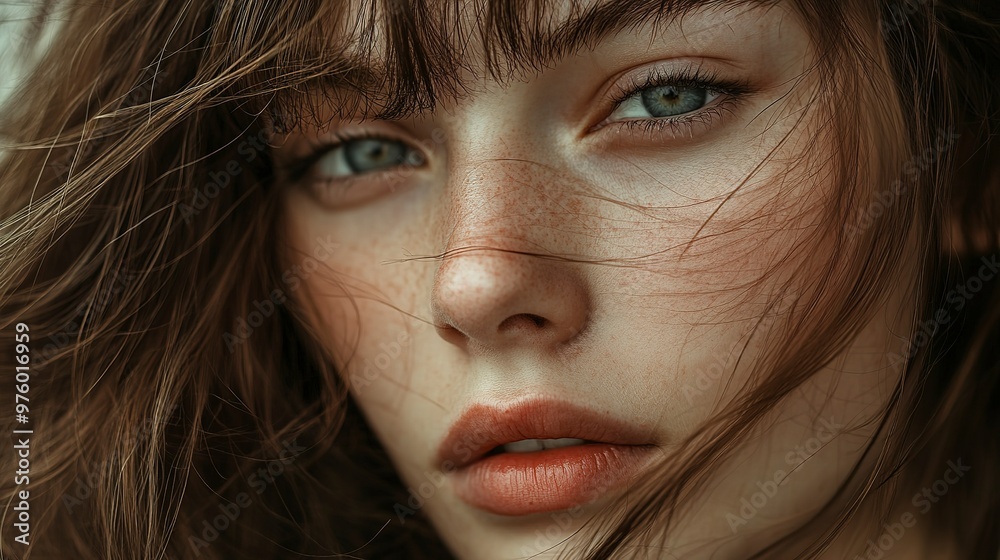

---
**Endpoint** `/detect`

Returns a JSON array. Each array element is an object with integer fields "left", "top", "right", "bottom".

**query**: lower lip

[{"left": 452, "top": 443, "right": 656, "bottom": 516}]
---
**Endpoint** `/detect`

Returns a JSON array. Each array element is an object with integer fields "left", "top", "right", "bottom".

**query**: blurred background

[{"left": 0, "top": 3, "right": 62, "bottom": 112}]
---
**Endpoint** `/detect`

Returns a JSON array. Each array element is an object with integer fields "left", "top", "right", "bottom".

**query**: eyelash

[
  {"left": 278, "top": 130, "right": 407, "bottom": 186},
  {"left": 602, "top": 65, "right": 753, "bottom": 138},
  {"left": 280, "top": 66, "right": 754, "bottom": 186}
]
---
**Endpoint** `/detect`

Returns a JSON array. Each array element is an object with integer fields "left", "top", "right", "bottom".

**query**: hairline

[{"left": 271, "top": 0, "right": 776, "bottom": 122}]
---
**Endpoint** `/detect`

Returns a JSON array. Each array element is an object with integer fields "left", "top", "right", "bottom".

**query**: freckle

[{"left": 566, "top": 196, "right": 583, "bottom": 214}]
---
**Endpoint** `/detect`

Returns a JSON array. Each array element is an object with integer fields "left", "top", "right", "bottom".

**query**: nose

[
  {"left": 430, "top": 163, "right": 593, "bottom": 353},
  {"left": 432, "top": 247, "right": 592, "bottom": 351}
]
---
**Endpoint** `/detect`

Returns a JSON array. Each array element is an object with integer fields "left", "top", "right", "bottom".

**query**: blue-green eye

[
  {"left": 610, "top": 84, "right": 720, "bottom": 121},
  {"left": 316, "top": 137, "right": 425, "bottom": 178},
  {"left": 642, "top": 86, "right": 711, "bottom": 117}
]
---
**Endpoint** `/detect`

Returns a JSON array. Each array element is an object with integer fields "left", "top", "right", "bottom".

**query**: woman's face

[{"left": 275, "top": 2, "right": 917, "bottom": 558}]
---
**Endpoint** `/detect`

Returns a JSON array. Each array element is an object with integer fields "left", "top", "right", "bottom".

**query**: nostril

[
  {"left": 434, "top": 321, "right": 467, "bottom": 346},
  {"left": 498, "top": 313, "right": 548, "bottom": 331},
  {"left": 526, "top": 314, "right": 546, "bottom": 328}
]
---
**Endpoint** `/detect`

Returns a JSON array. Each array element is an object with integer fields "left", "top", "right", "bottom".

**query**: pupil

[
  {"left": 657, "top": 87, "right": 681, "bottom": 103},
  {"left": 367, "top": 145, "right": 385, "bottom": 161}
]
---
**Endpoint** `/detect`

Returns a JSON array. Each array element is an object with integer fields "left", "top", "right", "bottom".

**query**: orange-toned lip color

[{"left": 438, "top": 399, "right": 659, "bottom": 516}]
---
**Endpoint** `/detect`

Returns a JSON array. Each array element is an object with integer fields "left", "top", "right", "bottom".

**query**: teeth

[{"left": 501, "top": 438, "right": 587, "bottom": 453}]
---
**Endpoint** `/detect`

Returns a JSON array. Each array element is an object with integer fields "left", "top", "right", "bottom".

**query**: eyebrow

[
  {"left": 532, "top": 0, "right": 757, "bottom": 62},
  {"left": 271, "top": 0, "right": 760, "bottom": 122}
]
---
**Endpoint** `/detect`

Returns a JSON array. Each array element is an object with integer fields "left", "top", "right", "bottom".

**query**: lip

[{"left": 437, "top": 399, "right": 659, "bottom": 516}]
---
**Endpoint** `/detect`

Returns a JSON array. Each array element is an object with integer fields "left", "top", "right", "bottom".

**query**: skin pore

[{"left": 272, "top": 2, "right": 938, "bottom": 558}]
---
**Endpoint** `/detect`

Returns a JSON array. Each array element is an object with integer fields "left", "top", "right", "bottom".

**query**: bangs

[{"left": 225, "top": 0, "right": 775, "bottom": 129}]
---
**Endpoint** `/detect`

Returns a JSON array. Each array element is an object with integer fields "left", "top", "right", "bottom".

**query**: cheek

[
  {"left": 588, "top": 161, "right": 827, "bottom": 411},
  {"left": 593, "top": 120, "right": 906, "bottom": 464},
  {"left": 301, "top": 273, "right": 425, "bottom": 411},
  {"left": 279, "top": 186, "right": 457, "bottom": 449},
  {"left": 594, "top": 141, "right": 828, "bottom": 298},
  {"left": 280, "top": 188, "right": 406, "bottom": 381}
]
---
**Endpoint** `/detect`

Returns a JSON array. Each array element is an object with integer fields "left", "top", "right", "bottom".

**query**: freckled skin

[{"left": 275, "top": 4, "right": 933, "bottom": 560}]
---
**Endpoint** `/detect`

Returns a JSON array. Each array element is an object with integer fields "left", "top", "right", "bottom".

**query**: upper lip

[{"left": 437, "top": 398, "right": 657, "bottom": 470}]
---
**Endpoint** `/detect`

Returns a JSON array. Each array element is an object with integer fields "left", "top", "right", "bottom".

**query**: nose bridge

[
  {"left": 438, "top": 93, "right": 598, "bottom": 245},
  {"left": 437, "top": 92, "right": 562, "bottom": 244},
  {"left": 429, "top": 152, "right": 594, "bottom": 352},
  {"left": 444, "top": 159, "right": 553, "bottom": 247}
]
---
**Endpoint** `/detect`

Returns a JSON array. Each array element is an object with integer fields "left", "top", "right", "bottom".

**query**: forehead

[
  {"left": 268, "top": 0, "right": 784, "bottom": 124},
  {"left": 338, "top": 0, "right": 771, "bottom": 72}
]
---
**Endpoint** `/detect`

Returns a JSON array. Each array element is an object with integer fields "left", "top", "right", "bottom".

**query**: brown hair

[{"left": 0, "top": 1, "right": 997, "bottom": 558}]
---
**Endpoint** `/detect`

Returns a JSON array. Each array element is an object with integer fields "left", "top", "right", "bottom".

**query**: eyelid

[
  {"left": 280, "top": 132, "right": 364, "bottom": 183},
  {"left": 606, "top": 62, "right": 750, "bottom": 107},
  {"left": 278, "top": 129, "right": 424, "bottom": 185},
  {"left": 608, "top": 88, "right": 722, "bottom": 122},
  {"left": 587, "top": 60, "right": 754, "bottom": 135},
  {"left": 275, "top": 127, "right": 432, "bottom": 209}
]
